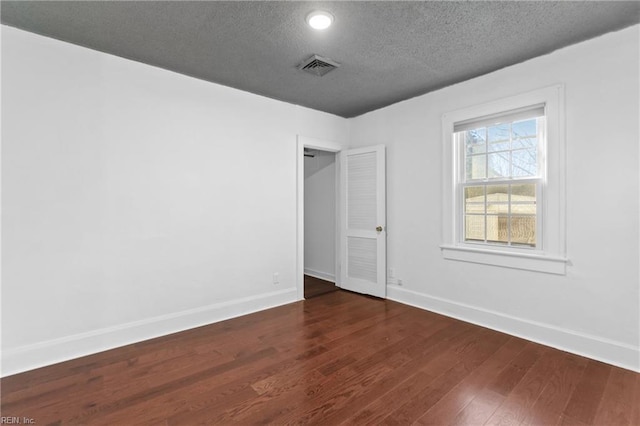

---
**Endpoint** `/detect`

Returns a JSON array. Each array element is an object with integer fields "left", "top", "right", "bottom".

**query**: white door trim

[{"left": 296, "top": 135, "right": 342, "bottom": 301}]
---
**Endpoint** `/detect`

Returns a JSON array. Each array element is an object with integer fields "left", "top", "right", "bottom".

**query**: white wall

[
  {"left": 304, "top": 151, "right": 336, "bottom": 281},
  {"left": 349, "top": 25, "right": 640, "bottom": 371},
  {"left": 1, "top": 26, "right": 349, "bottom": 375}
]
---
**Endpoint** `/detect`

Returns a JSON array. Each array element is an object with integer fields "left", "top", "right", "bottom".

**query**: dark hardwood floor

[
  {"left": 304, "top": 274, "right": 339, "bottom": 299},
  {"left": 1, "top": 290, "right": 638, "bottom": 425}
]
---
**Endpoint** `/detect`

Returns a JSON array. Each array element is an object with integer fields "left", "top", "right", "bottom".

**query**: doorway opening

[
  {"left": 303, "top": 148, "right": 339, "bottom": 299},
  {"left": 296, "top": 135, "right": 342, "bottom": 300}
]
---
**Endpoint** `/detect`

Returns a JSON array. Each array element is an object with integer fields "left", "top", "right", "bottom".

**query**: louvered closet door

[{"left": 339, "top": 145, "right": 386, "bottom": 298}]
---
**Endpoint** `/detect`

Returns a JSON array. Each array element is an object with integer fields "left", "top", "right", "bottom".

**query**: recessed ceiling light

[{"left": 306, "top": 11, "right": 334, "bottom": 30}]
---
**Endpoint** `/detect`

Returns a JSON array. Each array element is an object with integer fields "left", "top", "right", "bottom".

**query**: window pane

[
  {"left": 487, "top": 152, "right": 510, "bottom": 178},
  {"left": 511, "top": 184, "right": 536, "bottom": 214},
  {"left": 486, "top": 185, "right": 509, "bottom": 214},
  {"left": 466, "top": 155, "right": 486, "bottom": 180},
  {"left": 489, "top": 140, "right": 510, "bottom": 152},
  {"left": 465, "top": 215, "right": 485, "bottom": 242},
  {"left": 488, "top": 123, "right": 510, "bottom": 152},
  {"left": 486, "top": 185, "right": 509, "bottom": 196},
  {"left": 464, "top": 184, "right": 537, "bottom": 247},
  {"left": 488, "top": 123, "right": 510, "bottom": 142},
  {"left": 465, "top": 128, "right": 486, "bottom": 154},
  {"left": 512, "top": 136, "right": 537, "bottom": 150},
  {"left": 511, "top": 149, "right": 537, "bottom": 177},
  {"left": 486, "top": 215, "right": 508, "bottom": 244},
  {"left": 511, "top": 183, "right": 535, "bottom": 198},
  {"left": 511, "top": 118, "right": 537, "bottom": 137},
  {"left": 511, "top": 215, "right": 536, "bottom": 246},
  {"left": 464, "top": 186, "right": 485, "bottom": 214}
]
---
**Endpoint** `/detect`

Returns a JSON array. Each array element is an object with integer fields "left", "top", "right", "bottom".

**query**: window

[
  {"left": 458, "top": 107, "right": 543, "bottom": 248},
  {"left": 441, "top": 86, "right": 567, "bottom": 274}
]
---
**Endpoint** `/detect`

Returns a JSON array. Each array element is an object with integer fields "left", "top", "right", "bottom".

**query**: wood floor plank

[
  {"left": 633, "top": 374, "right": 640, "bottom": 426},
  {"left": 449, "top": 388, "right": 505, "bottom": 426},
  {"left": 68, "top": 347, "right": 280, "bottom": 424},
  {"left": 413, "top": 336, "right": 528, "bottom": 425},
  {"left": 484, "top": 347, "right": 562, "bottom": 425},
  {"left": 157, "top": 305, "right": 439, "bottom": 424},
  {"left": 93, "top": 307, "right": 406, "bottom": 424},
  {"left": 378, "top": 327, "right": 507, "bottom": 425},
  {"left": 235, "top": 333, "right": 437, "bottom": 425},
  {"left": 316, "top": 324, "right": 482, "bottom": 425},
  {"left": 562, "top": 359, "right": 612, "bottom": 424},
  {"left": 274, "top": 321, "right": 470, "bottom": 425},
  {"left": 304, "top": 274, "right": 338, "bottom": 298},
  {"left": 1, "top": 289, "right": 637, "bottom": 425},
  {"left": 520, "top": 353, "right": 588, "bottom": 426},
  {"left": 558, "top": 414, "right": 590, "bottom": 426},
  {"left": 485, "top": 341, "right": 546, "bottom": 397},
  {"left": 96, "top": 349, "right": 308, "bottom": 425},
  {"left": 334, "top": 323, "right": 474, "bottom": 424},
  {"left": 592, "top": 366, "right": 638, "bottom": 426}
]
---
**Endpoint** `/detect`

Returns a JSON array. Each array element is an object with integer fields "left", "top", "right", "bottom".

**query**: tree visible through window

[{"left": 456, "top": 112, "right": 543, "bottom": 248}]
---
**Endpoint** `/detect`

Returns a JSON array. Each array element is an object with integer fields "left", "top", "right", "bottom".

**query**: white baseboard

[
  {"left": 1, "top": 288, "right": 297, "bottom": 377},
  {"left": 388, "top": 286, "right": 639, "bottom": 373},
  {"left": 304, "top": 268, "right": 336, "bottom": 283}
]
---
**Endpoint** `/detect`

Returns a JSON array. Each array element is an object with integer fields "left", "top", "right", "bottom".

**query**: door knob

[{"left": 376, "top": 226, "right": 383, "bottom": 232}]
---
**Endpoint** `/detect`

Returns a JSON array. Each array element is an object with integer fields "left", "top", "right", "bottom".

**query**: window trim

[{"left": 440, "top": 85, "right": 567, "bottom": 274}]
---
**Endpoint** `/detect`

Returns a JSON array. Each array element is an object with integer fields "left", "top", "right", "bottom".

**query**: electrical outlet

[
  {"left": 273, "top": 272, "right": 279, "bottom": 285},
  {"left": 397, "top": 279, "right": 403, "bottom": 286}
]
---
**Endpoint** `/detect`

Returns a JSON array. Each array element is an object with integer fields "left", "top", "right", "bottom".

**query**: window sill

[{"left": 440, "top": 244, "right": 568, "bottom": 275}]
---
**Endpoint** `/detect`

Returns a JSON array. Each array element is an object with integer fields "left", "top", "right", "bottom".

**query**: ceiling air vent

[{"left": 298, "top": 54, "right": 340, "bottom": 77}]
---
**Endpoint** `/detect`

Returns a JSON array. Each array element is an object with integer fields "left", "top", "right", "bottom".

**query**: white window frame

[{"left": 440, "top": 85, "right": 568, "bottom": 274}]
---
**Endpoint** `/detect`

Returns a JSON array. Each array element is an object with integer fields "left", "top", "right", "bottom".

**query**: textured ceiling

[{"left": 2, "top": 1, "right": 639, "bottom": 117}]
